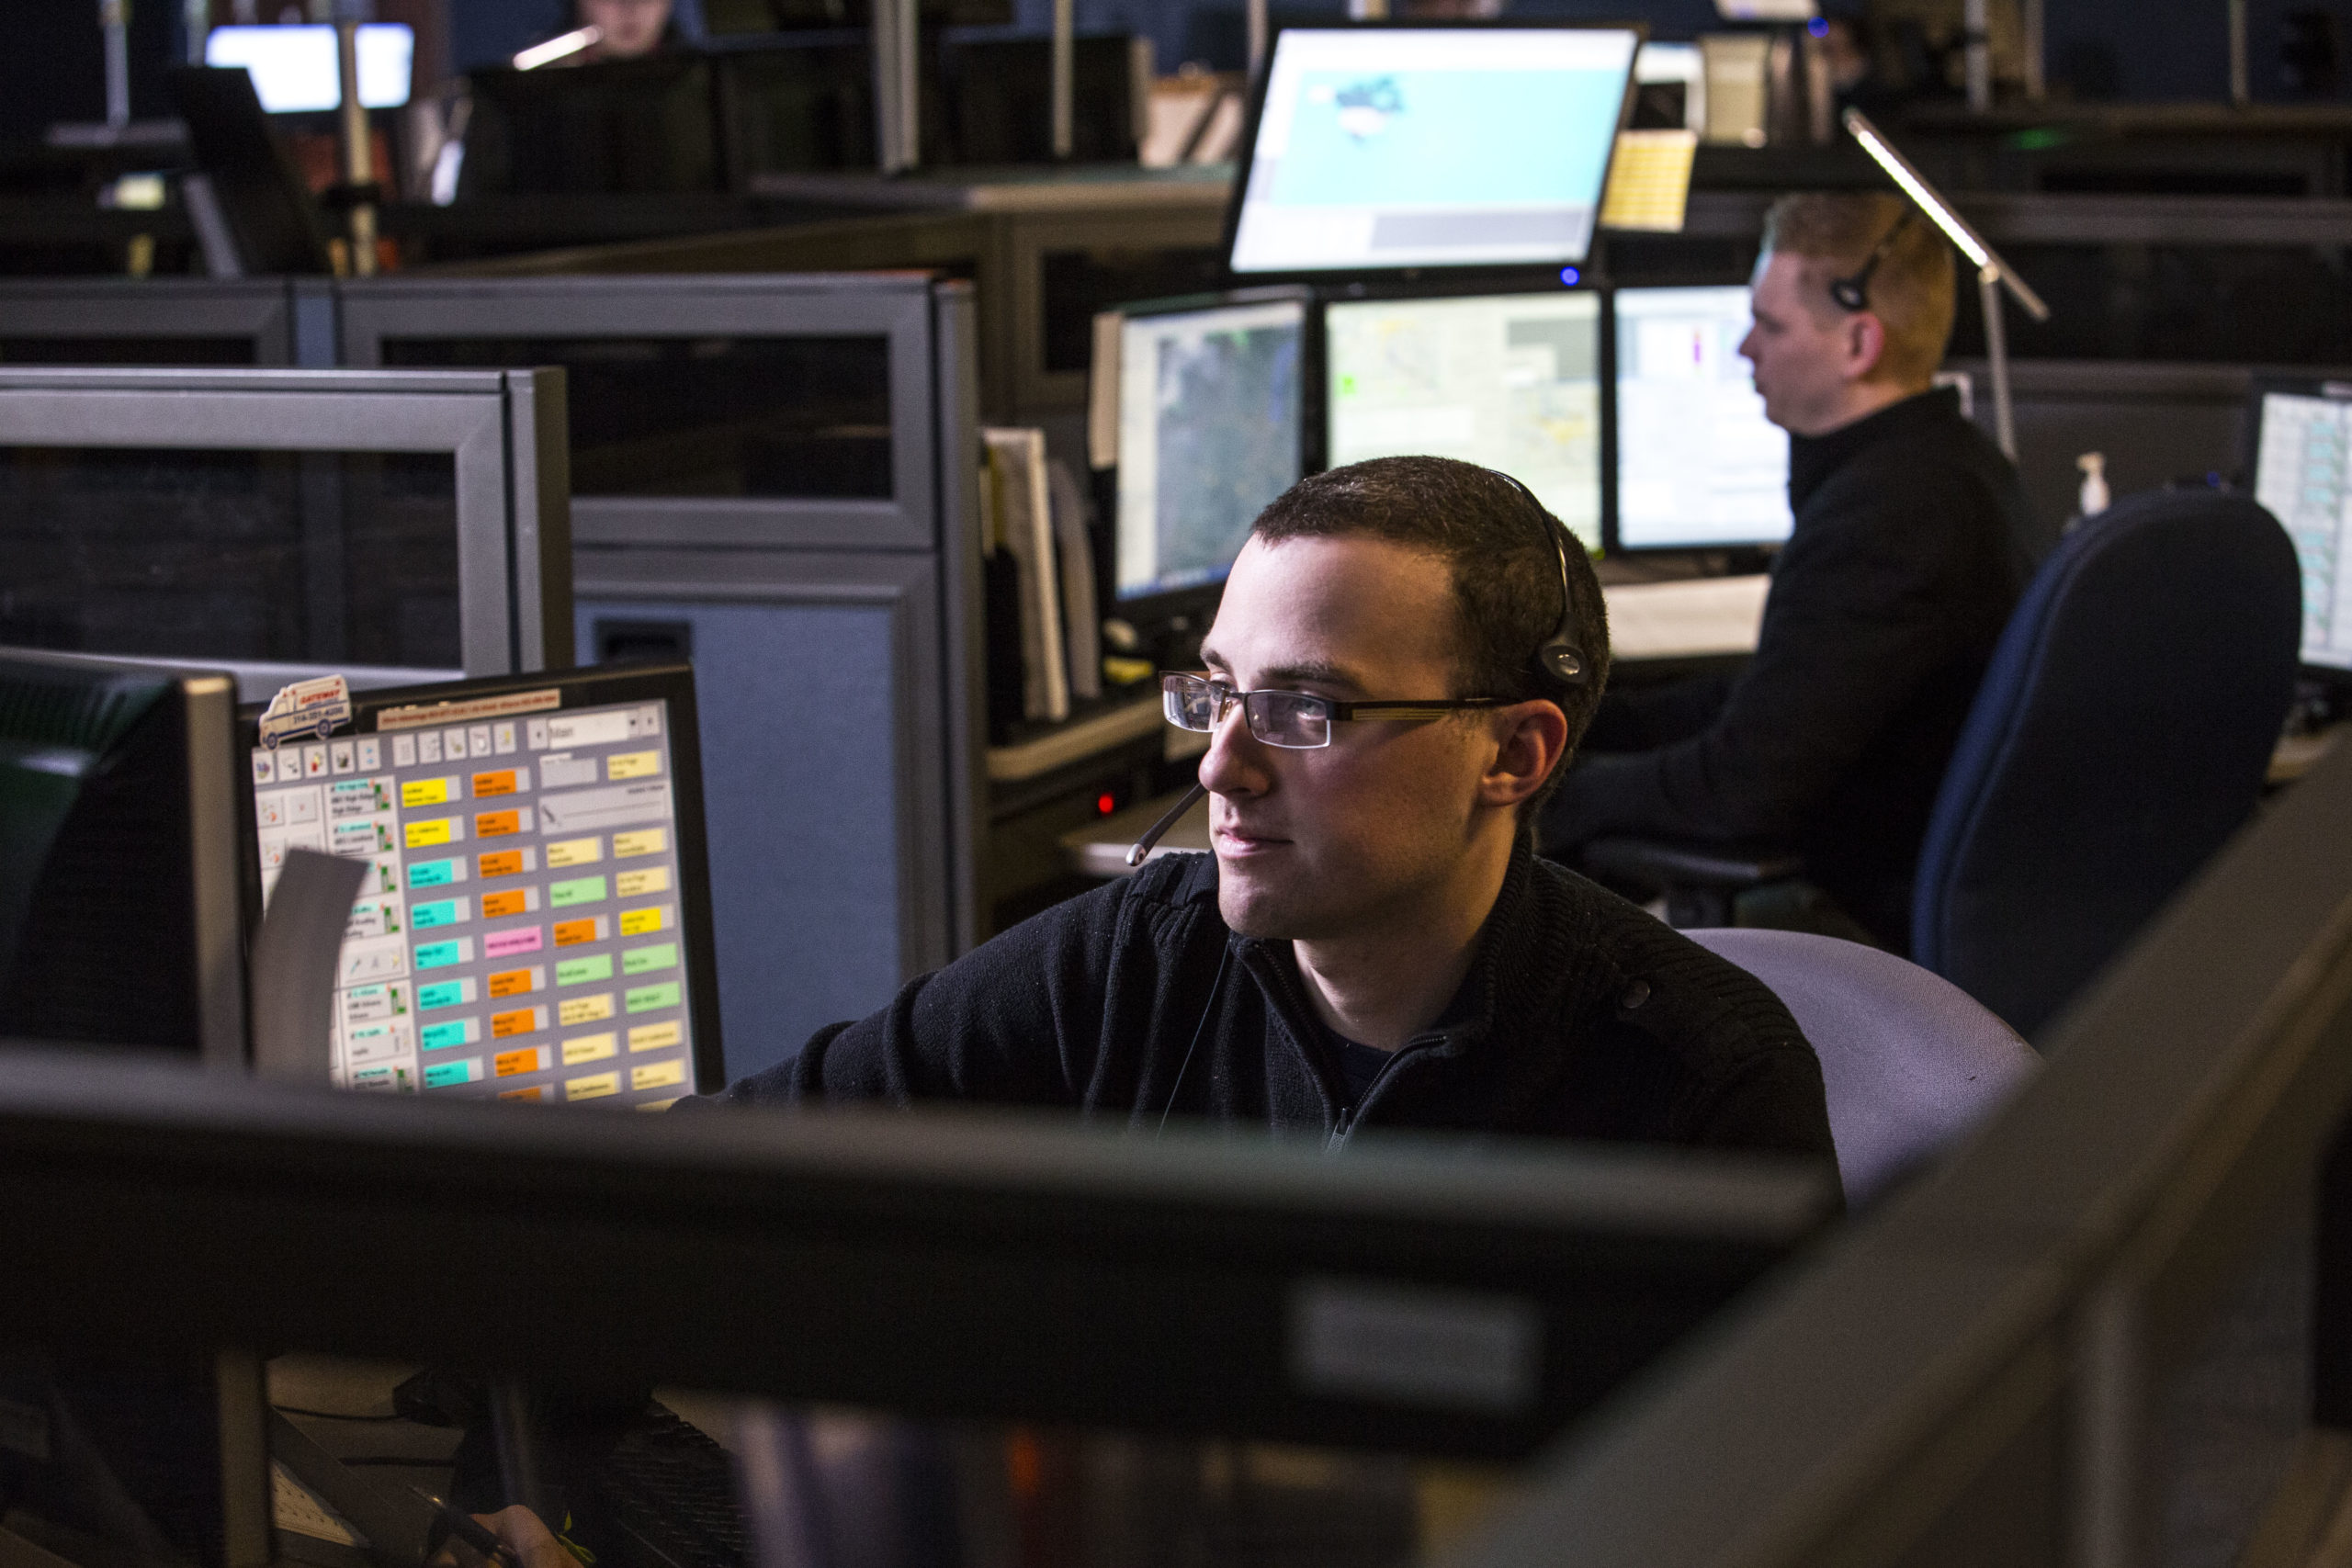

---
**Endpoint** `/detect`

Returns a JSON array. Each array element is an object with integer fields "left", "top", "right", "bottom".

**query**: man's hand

[{"left": 429, "top": 1506, "right": 578, "bottom": 1568}]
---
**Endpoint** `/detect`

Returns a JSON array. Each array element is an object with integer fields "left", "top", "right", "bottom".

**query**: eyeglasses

[{"left": 1160, "top": 672, "right": 1499, "bottom": 750}]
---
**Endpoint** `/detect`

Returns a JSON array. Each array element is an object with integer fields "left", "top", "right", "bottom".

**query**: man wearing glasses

[{"left": 700, "top": 456, "right": 1834, "bottom": 1161}]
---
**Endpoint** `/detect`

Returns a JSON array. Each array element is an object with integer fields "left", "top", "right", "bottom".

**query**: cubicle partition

[
  {"left": 0, "top": 276, "right": 336, "bottom": 367},
  {"left": 338, "top": 274, "right": 985, "bottom": 1079}
]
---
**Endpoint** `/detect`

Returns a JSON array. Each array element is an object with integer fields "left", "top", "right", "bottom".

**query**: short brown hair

[
  {"left": 1763, "top": 190, "right": 1956, "bottom": 386},
  {"left": 1250, "top": 456, "right": 1611, "bottom": 820}
]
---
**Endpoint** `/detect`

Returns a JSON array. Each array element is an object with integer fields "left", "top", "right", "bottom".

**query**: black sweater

[
  {"left": 701, "top": 844, "right": 1837, "bottom": 1165},
  {"left": 1543, "top": 388, "right": 2030, "bottom": 950}
]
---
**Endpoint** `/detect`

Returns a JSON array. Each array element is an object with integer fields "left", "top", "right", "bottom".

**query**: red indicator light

[{"left": 1097, "top": 793, "right": 1115, "bottom": 815}]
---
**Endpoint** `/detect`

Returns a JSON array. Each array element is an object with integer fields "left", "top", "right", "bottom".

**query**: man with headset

[
  {"left": 695, "top": 456, "right": 1836, "bottom": 1158},
  {"left": 1541, "top": 191, "right": 2033, "bottom": 953}
]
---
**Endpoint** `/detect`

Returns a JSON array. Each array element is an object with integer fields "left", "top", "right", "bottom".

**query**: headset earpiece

[
  {"left": 1491, "top": 471, "right": 1589, "bottom": 690},
  {"left": 1827, "top": 206, "right": 1917, "bottom": 315}
]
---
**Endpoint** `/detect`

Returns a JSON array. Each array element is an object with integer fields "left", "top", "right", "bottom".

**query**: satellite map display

[{"left": 1116, "top": 300, "right": 1306, "bottom": 598}]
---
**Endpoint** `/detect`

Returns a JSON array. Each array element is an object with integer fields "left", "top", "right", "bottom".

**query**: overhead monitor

[
  {"left": 0, "top": 367, "right": 571, "bottom": 677},
  {"left": 1325, "top": 289, "right": 1603, "bottom": 548},
  {"left": 1611, "top": 285, "right": 1792, "bottom": 552},
  {"left": 203, "top": 25, "right": 415, "bottom": 114},
  {"left": 0, "top": 649, "right": 246, "bottom": 1068},
  {"left": 242, "top": 663, "right": 722, "bottom": 1107},
  {"left": 2251, "top": 382, "right": 2352, "bottom": 672},
  {"left": 1113, "top": 293, "right": 1307, "bottom": 602},
  {"left": 1225, "top": 25, "right": 1642, "bottom": 277}
]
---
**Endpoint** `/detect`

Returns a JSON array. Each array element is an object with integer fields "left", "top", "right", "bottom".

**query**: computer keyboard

[{"left": 577, "top": 1404, "right": 751, "bottom": 1568}]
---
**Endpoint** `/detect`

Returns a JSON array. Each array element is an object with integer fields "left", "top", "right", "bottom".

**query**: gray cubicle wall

[
  {"left": 338, "top": 275, "right": 986, "bottom": 1079},
  {"left": 0, "top": 367, "right": 571, "bottom": 678},
  {"left": 0, "top": 277, "right": 337, "bottom": 368}
]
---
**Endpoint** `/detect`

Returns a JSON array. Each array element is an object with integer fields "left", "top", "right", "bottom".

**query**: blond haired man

[{"left": 1542, "top": 191, "right": 2033, "bottom": 953}]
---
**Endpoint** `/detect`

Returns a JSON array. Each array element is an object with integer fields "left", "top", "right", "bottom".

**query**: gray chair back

[{"left": 1688, "top": 927, "right": 2040, "bottom": 1203}]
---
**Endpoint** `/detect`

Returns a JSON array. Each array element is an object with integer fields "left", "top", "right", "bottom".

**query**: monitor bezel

[
  {"left": 1315, "top": 275, "right": 1611, "bottom": 551},
  {"left": 2248, "top": 374, "right": 2352, "bottom": 683},
  {"left": 1218, "top": 19, "right": 1649, "bottom": 287},
  {"left": 1603, "top": 279, "right": 1795, "bottom": 558},
  {"left": 0, "top": 366, "right": 571, "bottom": 676},
  {"left": 1102, "top": 286, "right": 1323, "bottom": 640},
  {"left": 234, "top": 660, "right": 728, "bottom": 1099}
]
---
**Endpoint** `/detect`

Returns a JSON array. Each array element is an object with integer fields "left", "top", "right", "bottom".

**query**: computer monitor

[
  {"left": 460, "top": 59, "right": 721, "bottom": 197},
  {"left": 944, "top": 35, "right": 1149, "bottom": 165},
  {"left": 1224, "top": 24, "right": 1642, "bottom": 278},
  {"left": 1324, "top": 288, "right": 1604, "bottom": 549},
  {"left": 240, "top": 663, "right": 722, "bottom": 1107},
  {"left": 2250, "top": 379, "right": 2352, "bottom": 674},
  {"left": 1110, "top": 291, "right": 1310, "bottom": 608},
  {"left": 203, "top": 24, "right": 414, "bottom": 114},
  {"left": 0, "top": 367, "right": 571, "bottom": 677},
  {"left": 0, "top": 649, "right": 247, "bottom": 1067},
  {"left": 1610, "top": 285, "right": 1792, "bottom": 553}
]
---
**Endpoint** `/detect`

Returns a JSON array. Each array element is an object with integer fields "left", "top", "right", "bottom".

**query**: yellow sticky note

[
  {"left": 1599, "top": 129, "right": 1698, "bottom": 234},
  {"left": 546, "top": 837, "right": 602, "bottom": 868},
  {"left": 563, "top": 1032, "right": 618, "bottom": 1065},
  {"left": 613, "top": 829, "right": 667, "bottom": 858},
  {"left": 616, "top": 866, "right": 672, "bottom": 898},
  {"left": 607, "top": 750, "right": 661, "bottom": 780},
  {"left": 631, "top": 1059, "right": 687, "bottom": 1092}
]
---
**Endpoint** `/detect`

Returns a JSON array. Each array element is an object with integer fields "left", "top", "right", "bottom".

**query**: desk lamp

[{"left": 1843, "top": 107, "right": 2048, "bottom": 460}]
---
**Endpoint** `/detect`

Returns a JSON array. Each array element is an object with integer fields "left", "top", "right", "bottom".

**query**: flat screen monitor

[
  {"left": 0, "top": 367, "right": 571, "bottom": 677},
  {"left": 1225, "top": 25, "right": 1642, "bottom": 277},
  {"left": 242, "top": 663, "right": 722, "bottom": 1108},
  {"left": 203, "top": 24, "right": 414, "bottom": 114},
  {"left": 1611, "top": 285, "right": 1792, "bottom": 552},
  {"left": 1324, "top": 289, "right": 1603, "bottom": 548},
  {"left": 0, "top": 649, "right": 246, "bottom": 1067},
  {"left": 2250, "top": 382, "right": 2352, "bottom": 673},
  {"left": 1114, "top": 293, "right": 1307, "bottom": 603}
]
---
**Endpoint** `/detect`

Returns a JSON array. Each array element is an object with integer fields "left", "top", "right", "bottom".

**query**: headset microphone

[{"left": 1126, "top": 781, "right": 1207, "bottom": 868}]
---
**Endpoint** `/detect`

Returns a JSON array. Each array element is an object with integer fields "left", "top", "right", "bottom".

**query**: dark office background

[{"left": 4, "top": 0, "right": 2352, "bottom": 142}]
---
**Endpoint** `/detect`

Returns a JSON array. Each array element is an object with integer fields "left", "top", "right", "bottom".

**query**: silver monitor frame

[
  {"left": 337, "top": 275, "right": 947, "bottom": 552},
  {"left": 0, "top": 367, "right": 571, "bottom": 677}
]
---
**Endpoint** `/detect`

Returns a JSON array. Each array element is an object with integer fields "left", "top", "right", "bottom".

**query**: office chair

[
  {"left": 1582, "top": 486, "right": 2303, "bottom": 1040},
  {"left": 1686, "top": 927, "right": 2038, "bottom": 1204}
]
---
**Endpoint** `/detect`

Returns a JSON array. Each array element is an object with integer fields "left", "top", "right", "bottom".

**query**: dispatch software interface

[
  {"left": 252, "top": 693, "right": 695, "bottom": 1107},
  {"left": 1613, "top": 285, "right": 1792, "bottom": 550},
  {"left": 1327, "top": 291, "right": 1602, "bottom": 547},
  {"left": 1228, "top": 27, "right": 1638, "bottom": 274},
  {"left": 2255, "top": 390, "right": 2352, "bottom": 671}
]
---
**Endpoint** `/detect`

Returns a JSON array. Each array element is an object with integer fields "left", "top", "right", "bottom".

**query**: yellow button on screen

[
  {"left": 559, "top": 993, "right": 615, "bottom": 1026},
  {"left": 404, "top": 818, "right": 456, "bottom": 848},
  {"left": 628, "top": 1021, "right": 683, "bottom": 1053},
  {"left": 616, "top": 866, "right": 671, "bottom": 898},
  {"left": 547, "top": 837, "right": 603, "bottom": 868},
  {"left": 617, "top": 906, "right": 668, "bottom": 937},
  {"left": 613, "top": 829, "right": 667, "bottom": 858},
  {"left": 401, "top": 777, "right": 456, "bottom": 807},
  {"left": 607, "top": 750, "right": 661, "bottom": 780},
  {"left": 631, "top": 1059, "right": 687, "bottom": 1092},
  {"left": 566, "top": 1072, "right": 620, "bottom": 1101},
  {"left": 563, "top": 1032, "right": 618, "bottom": 1066}
]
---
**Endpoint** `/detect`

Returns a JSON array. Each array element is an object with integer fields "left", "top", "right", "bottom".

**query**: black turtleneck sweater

[
  {"left": 1542, "top": 387, "right": 2030, "bottom": 952},
  {"left": 693, "top": 844, "right": 1836, "bottom": 1166}
]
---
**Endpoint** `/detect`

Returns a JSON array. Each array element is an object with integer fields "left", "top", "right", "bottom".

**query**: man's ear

[
  {"left": 1482, "top": 700, "right": 1571, "bottom": 809},
  {"left": 1843, "top": 311, "right": 1889, "bottom": 383}
]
